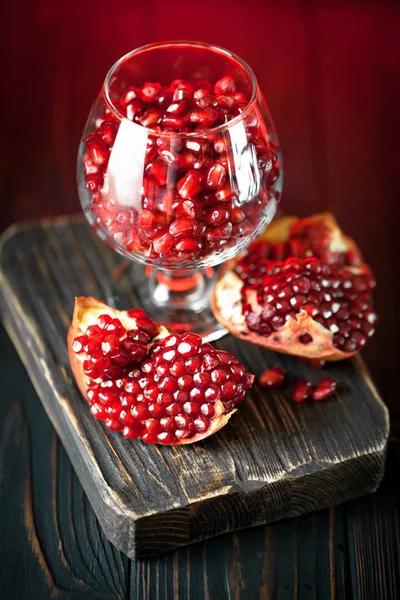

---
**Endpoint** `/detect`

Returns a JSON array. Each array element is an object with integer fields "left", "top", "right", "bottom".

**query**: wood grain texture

[{"left": 0, "top": 218, "right": 389, "bottom": 560}]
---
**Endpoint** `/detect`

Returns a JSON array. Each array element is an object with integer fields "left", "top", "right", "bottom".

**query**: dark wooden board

[
  {"left": 0, "top": 218, "right": 389, "bottom": 559},
  {"left": 2, "top": 322, "right": 399, "bottom": 599}
]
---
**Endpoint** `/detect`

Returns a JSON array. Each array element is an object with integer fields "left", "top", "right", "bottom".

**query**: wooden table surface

[{"left": 1, "top": 0, "right": 400, "bottom": 598}]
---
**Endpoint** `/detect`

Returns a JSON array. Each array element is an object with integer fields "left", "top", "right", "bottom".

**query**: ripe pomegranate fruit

[
  {"left": 82, "top": 75, "right": 281, "bottom": 268},
  {"left": 68, "top": 297, "right": 254, "bottom": 445},
  {"left": 212, "top": 214, "right": 377, "bottom": 361}
]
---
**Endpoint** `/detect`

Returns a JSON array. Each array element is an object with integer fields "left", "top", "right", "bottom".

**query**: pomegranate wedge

[
  {"left": 68, "top": 297, "right": 254, "bottom": 445},
  {"left": 212, "top": 214, "right": 377, "bottom": 361}
]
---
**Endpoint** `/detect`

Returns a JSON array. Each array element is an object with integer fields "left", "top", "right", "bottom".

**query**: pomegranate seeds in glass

[{"left": 77, "top": 41, "right": 282, "bottom": 340}]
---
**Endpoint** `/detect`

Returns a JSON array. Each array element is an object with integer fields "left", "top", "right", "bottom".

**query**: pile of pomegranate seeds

[
  {"left": 82, "top": 75, "right": 280, "bottom": 267},
  {"left": 257, "top": 368, "right": 337, "bottom": 403},
  {"left": 72, "top": 310, "right": 253, "bottom": 444},
  {"left": 72, "top": 310, "right": 157, "bottom": 380},
  {"left": 237, "top": 257, "right": 378, "bottom": 353}
]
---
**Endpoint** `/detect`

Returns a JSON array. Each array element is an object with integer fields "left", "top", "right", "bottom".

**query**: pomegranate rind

[
  {"left": 68, "top": 297, "right": 245, "bottom": 445},
  {"left": 211, "top": 212, "right": 374, "bottom": 361}
]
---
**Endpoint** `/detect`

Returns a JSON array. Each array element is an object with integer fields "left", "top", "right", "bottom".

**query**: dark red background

[{"left": 2, "top": 0, "right": 399, "bottom": 420}]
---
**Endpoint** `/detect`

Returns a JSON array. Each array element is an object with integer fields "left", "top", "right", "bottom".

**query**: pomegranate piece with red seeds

[
  {"left": 212, "top": 213, "right": 377, "bottom": 361},
  {"left": 68, "top": 297, "right": 254, "bottom": 445},
  {"left": 312, "top": 378, "right": 337, "bottom": 401}
]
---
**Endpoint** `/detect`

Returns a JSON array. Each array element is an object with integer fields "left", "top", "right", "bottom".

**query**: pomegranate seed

[
  {"left": 139, "top": 108, "right": 163, "bottom": 127},
  {"left": 120, "top": 87, "right": 142, "bottom": 106},
  {"left": 205, "top": 205, "right": 230, "bottom": 226},
  {"left": 214, "top": 76, "right": 236, "bottom": 96},
  {"left": 146, "top": 160, "right": 168, "bottom": 185},
  {"left": 230, "top": 208, "right": 245, "bottom": 224},
  {"left": 161, "top": 115, "right": 184, "bottom": 129},
  {"left": 177, "top": 170, "right": 203, "bottom": 199},
  {"left": 231, "top": 91, "right": 248, "bottom": 103},
  {"left": 72, "top": 335, "right": 89, "bottom": 353},
  {"left": 292, "top": 380, "right": 313, "bottom": 403},
  {"left": 194, "top": 94, "right": 218, "bottom": 108},
  {"left": 166, "top": 100, "right": 188, "bottom": 115},
  {"left": 190, "top": 107, "right": 219, "bottom": 127},
  {"left": 91, "top": 403, "right": 107, "bottom": 419},
  {"left": 299, "top": 332, "right": 313, "bottom": 344},
  {"left": 179, "top": 199, "right": 203, "bottom": 219},
  {"left": 216, "top": 95, "right": 238, "bottom": 110},
  {"left": 169, "top": 218, "right": 201, "bottom": 238},
  {"left": 215, "top": 184, "right": 236, "bottom": 202},
  {"left": 178, "top": 153, "right": 197, "bottom": 171},
  {"left": 142, "top": 82, "right": 161, "bottom": 102},
  {"left": 174, "top": 238, "right": 203, "bottom": 254},
  {"left": 205, "top": 163, "right": 227, "bottom": 189},
  {"left": 137, "top": 209, "right": 156, "bottom": 230},
  {"left": 258, "top": 367, "right": 285, "bottom": 387},
  {"left": 84, "top": 134, "right": 108, "bottom": 166},
  {"left": 312, "top": 378, "right": 337, "bottom": 401},
  {"left": 98, "top": 121, "right": 118, "bottom": 146},
  {"left": 158, "top": 149, "right": 181, "bottom": 168},
  {"left": 206, "top": 222, "right": 233, "bottom": 241},
  {"left": 185, "top": 139, "right": 209, "bottom": 156},
  {"left": 126, "top": 99, "right": 144, "bottom": 121}
]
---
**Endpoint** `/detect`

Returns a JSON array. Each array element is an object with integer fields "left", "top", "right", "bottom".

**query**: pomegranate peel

[{"left": 68, "top": 297, "right": 253, "bottom": 445}]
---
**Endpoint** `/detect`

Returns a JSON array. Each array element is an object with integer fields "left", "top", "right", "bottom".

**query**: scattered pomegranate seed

[
  {"left": 312, "top": 378, "right": 337, "bottom": 401},
  {"left": 292, "top": 380, "right": 313, "bottom": 403},
  {"left": 258, "top": 367, "right": 285, "bottom": 387}
]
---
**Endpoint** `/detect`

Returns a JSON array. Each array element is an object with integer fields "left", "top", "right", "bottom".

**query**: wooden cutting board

[{"left": 0, "top": 216, "right": 389, "bottom": 559}]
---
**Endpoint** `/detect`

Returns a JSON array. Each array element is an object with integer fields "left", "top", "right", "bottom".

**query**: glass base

[{"left": 105, "top": 261, "right": 228, "bottom": 343}]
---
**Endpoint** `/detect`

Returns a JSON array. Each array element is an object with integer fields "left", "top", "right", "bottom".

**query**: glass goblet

[{"left": 77, "top": 41, "right": 282, "bottom": 341}]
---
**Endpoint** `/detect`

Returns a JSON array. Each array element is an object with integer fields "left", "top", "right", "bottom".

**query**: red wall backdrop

[{"left": 1, "top": 0, "right": 400, "bottom": 414}]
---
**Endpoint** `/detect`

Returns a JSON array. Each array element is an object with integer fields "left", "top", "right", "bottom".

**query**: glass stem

[{"left": 149, "top": 269, "right": 211, "bottom": 314}]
